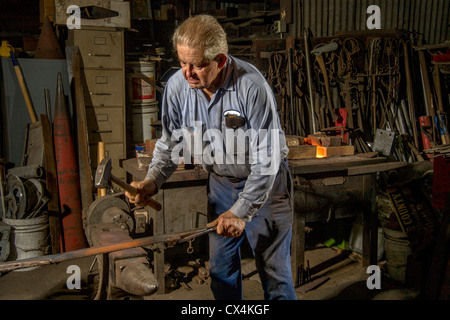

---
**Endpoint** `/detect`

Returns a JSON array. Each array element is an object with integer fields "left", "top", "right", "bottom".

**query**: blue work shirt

[{"left": 146, "top": 55, "right": 289, "bottom": 221}]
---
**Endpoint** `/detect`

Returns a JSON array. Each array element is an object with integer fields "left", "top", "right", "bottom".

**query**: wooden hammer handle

[
  {"left": 10, "top": 52, "right": 38, "bottom": 123},
  {"left": 110, "top": 175, "right": 162, "bottom": 211}
]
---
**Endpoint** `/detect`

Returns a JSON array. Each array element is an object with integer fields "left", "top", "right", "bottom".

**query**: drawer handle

[
  {"left": 322, "top": 177, "right": 346, "bottom": 186},
  {"left": 92, "top": 130, "right": 112, "bottom": 133},
  {"left": 90, "top": 92, "right": 112, "bottom": 96},
  {"left": 88, "top": 53, "right": 111, "bottom": 57}
]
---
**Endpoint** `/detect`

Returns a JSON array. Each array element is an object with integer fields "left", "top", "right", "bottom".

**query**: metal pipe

[{"left": 288, "top": 47, "right": 295, "bottom": 134}]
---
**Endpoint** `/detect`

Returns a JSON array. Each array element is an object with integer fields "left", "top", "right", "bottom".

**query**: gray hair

[{"left": 172, "top": 14, "right": 228, "bottom": 60}]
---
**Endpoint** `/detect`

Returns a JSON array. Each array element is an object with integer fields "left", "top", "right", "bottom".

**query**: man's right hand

[{"left": 125, "top": 180, "right": 157, "bottom": 207}]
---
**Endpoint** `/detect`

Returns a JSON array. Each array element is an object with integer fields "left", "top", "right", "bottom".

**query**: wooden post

[
  {"left": 40, "top": 114, "right": 61, "bottom": 254},
  {"left": 73, "top": 50, "right": 94, "bottom": 217}
]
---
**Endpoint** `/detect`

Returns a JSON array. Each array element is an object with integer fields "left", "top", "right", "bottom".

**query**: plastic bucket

[
  {"left": 3, "top": 214, "right": 49, "bottom": 271},
  {"left": 130, "top": 102, "right": 159, "bottom": 142},
  {"left": 126, "top": 61, "right": 156, "bottom": 104},
  {"left": 383, "top": 227, "right": 412, "bottom": 283}
]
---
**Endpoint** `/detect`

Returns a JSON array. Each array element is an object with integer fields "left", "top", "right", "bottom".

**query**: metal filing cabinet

[{"left": 69, "top": 27, "right": 127, "bottom": 180}]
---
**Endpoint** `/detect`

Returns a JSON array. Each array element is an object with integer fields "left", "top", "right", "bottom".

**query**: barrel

[
  {"left": 130, "top": 101, "right": 159, "bottom": 142},
  {"left": 126, "top": 61, "right": 156, "bottom": 104},
  {"left": 3, "top": 214, "right": 49, "bottom": 271}
]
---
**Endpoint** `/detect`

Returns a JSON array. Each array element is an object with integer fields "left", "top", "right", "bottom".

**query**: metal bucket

[
  {"left": 126, "top": 61, "right": 156, "bottom": 104},
  {"left": 130, "top": 101, "right": 159, "bottom": 142},
  {"left": 383, "top": 227, "right": 412, "bottom": 283},
  {"left": 3, "top": 214, "right": 49, "bottom": 271}
]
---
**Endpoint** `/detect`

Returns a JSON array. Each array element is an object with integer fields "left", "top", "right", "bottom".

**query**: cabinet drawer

[
  {"left": 83, "top": 69, "right": 124, "bottom": 106},
  {"left": 73, "top": 29, "right": 123, "bottom": 69},
  {"left": 86, "top": 107, "right": 124, "bottom": 143},
  {"left": 90, "top": 142, "right": 126, "bottom": 180}
]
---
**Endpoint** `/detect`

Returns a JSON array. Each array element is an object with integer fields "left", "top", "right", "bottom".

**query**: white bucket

[
  {"left": 383, "top": 227, "right": 412, "bottom": 283},
  {"left": 126, "top": 61, "right": 156, "bottom": 104},
  {"left": 130, "top": 102, "right": 159, "bottom": 142},
  {"left": 3, "top": 214, "right": 49, "bottom": 272}
]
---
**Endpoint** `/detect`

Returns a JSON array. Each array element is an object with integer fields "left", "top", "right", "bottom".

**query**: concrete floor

[{"left": 0, "top": 241, "right": 418, "bottom": 301}]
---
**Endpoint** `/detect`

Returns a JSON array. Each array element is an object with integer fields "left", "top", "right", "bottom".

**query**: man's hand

[
  {"left": 207, "top": 210, "right": 245, "bottom": 238},
  {"left": 125, "top": 180, "right": 157, "bottom": 207}
]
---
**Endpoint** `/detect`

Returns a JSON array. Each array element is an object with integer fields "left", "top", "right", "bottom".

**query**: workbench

[
  {"left": 288, "top": 155, "right": 406, "bottom": 287},
  {"left": 122, "top": 155, "right": 407, "bottom": 292}
]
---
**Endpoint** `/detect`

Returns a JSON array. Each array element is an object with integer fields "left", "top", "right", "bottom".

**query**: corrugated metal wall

[{"left": 295, "top": 0, "right": 449, "bottom": 44}]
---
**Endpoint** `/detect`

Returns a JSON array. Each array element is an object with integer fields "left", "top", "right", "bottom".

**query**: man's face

[{"left": 177, "top": 44, "right": 225, "bottom": 91}]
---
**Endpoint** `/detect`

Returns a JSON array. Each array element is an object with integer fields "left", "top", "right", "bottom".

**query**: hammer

[{"left": 95, "top": 157, "right": 162, "bottom": 211}]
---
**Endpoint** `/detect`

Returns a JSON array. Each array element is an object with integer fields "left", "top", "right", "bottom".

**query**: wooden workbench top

[
  {"left": 121, "top": 157, "right": 209, "bottom": 183},
  {"left": 288, "top": 154, "right": 406, "bottom": 175},
  {"left": 122, "top": 154, "right": 406, "bottom": 182}
]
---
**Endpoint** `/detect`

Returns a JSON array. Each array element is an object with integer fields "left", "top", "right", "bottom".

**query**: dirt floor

[
  {"left": 0, "top": 242, "right": 419, "bottom": 301},
  {"left": 0, "top": 218, "right": 427, "bottom": 302}
]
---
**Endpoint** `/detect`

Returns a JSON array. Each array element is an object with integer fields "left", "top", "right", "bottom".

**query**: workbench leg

[
  {"left": 291, "top": 207, "right": 305, "bottom": 287},
  {"left": 148, "top": 205, "right": 166, "bottom": 295},
  {"left": 362, "top": 173, "right": 378, "bottom": 267}
]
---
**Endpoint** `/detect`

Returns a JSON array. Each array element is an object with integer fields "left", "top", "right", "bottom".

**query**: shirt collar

[{"left": 216, "top": 55, "right": 235, "bottom": 91}]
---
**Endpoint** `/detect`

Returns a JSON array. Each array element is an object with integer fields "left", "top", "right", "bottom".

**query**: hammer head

[{"left": 95, "top": 157, "right": 112, "bottom": 188}]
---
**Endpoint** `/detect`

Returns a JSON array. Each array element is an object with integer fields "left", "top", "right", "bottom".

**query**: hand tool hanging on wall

[
  {"left": 0, "top": 226, "right": 215, "bottom": 273},
  {"left": 418, "top": 46, "right": 437, "bottom": 147},
  {"left": 311, "top": 42, "right": 339, "bottom": 126},
  {"left": 53, "top": 72, "right": 88, "bottom": 252},
  {"left": 267, "top": 51, "right": 287, "bottom": 132},
  {"left": 303, "top": 28, "right": 317, "bottom": 134},
  {"left": 433, "top": 64, "right": 450, "bottom": 145},
  {"left": 287, "top": 46, "right": 296, "bottom": 135},
  {"left": 10, "top": 51, "right": 38, "bottom": 123},
  {"left": 402, "top": 40, "right": 419, "bottom": 148},
  {"left": 419, "top": 116, "right": 433, "bottom": 150}
]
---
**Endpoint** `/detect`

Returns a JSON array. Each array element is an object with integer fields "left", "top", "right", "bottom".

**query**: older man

[{"left": 126, "top": 14, "right": 296, "bottom": 300}]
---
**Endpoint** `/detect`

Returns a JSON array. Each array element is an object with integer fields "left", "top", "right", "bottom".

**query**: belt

[{"left": 214, "top": 173, "right": 246, "bottom": 183}]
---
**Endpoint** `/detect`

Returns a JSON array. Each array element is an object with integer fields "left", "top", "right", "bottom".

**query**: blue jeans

[{"left": 207, "top": 161, "right": 297, "bottom": 300}]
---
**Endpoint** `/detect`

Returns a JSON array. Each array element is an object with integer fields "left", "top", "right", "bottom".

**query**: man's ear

[{"left": 217, "top": 54, "right": 228, "bottom": 69}]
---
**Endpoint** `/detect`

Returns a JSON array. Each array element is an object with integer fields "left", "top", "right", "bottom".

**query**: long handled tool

[
  {"left": 0, "top": 226, "right": 215, "bottom": 273},
  {"left": 303, "top": 28, "right": 317, "bottom": 134},
  {"left": 311, "top": 42, "right": 339, "bottom": 124},
  {"left": 10, "top": 51, "right": 38, "bottom": 123}
]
